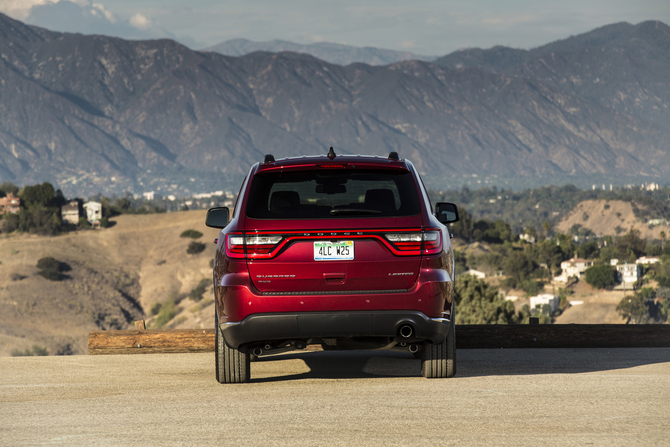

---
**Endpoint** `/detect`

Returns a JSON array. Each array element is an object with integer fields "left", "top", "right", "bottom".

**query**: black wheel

[
  {"left": 421, "top": 321, "right": 456, "bottom": 378},
  {"left": 215, "top": 313, "right": 250, "bottom": 383}
]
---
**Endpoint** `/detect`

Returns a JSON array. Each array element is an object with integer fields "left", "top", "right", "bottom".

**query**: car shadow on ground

[{"left": 248, "top": 347, "right": 670, "bottom": 382}]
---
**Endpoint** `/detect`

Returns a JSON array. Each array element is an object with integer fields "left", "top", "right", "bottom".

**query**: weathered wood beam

[
  {"left": 88, "top": 325, "right": 670, "bottom": 355},
  {"left": 88, "top": 329, "right": 215, "bottom": 355}
]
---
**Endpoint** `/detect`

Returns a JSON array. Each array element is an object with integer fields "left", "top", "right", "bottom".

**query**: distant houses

[
  {"left": 0, "top": 192, "right": 21, "bottom": 214},
  {"left": 83, "top": 202, "right": 102, "bottom": 226},
  {"left": 61, "top": 199, "right": 82, "bottom": 225},
  {"left": 613, "top": 263, "right": 642, "bottom": 290},
  {"left": 465, "top": 269, "right": 486, "bottom": 279},
  {"left": 60, "top": 200, "right": 102, "bottom": 227},
  {"left": 554, "top": 257, "right": 593, "bottom": 282},
  {"left": 529, "top": 294, "right": 559, "bottom": 313}
]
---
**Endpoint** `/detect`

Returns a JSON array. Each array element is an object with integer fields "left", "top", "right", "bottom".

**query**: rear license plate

[{"left": 314, "top": 241, "right": 354, "bottom": 261}]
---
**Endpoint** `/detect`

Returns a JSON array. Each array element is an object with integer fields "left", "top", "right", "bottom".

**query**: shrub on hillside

[
  {"left": 180, "top": 229, "right": 203, "bottom": 239},
  {"left": 11, "top": 345, "right": 48, "bottom": 356},
  {"left": 187, "top": 241, "right": 206, "bottom": 255},
  {"left": 36, "top": 257, "right": 64, "bottom": 281},
  {"left": 584, "top": 264, "right": 618, "bottom": 289},
  {"left": 150, "top": 302, "right": 162, "bottom": 316},
  {"left": 2, "top": 214, "right": 19, "bottom": 233},
  {"left": 152, "top": 299, "right": 177, "bottom": 328},
  {"left": 189, "top": 279, "right": 210, "bottom": 302}
]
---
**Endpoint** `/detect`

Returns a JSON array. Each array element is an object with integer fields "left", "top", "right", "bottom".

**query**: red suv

[{"left": 206, "top": 149, "right": 459, "bottom": 383}]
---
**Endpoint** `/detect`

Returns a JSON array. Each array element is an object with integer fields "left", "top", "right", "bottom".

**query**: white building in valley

[
  {"left": 554, "top": 257, "right": 593, "bottom": 282},
  {"left": 83, "top": 201, "right": 102, "bottom": 225}
]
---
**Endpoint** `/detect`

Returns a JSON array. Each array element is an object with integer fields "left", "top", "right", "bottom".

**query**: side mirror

[
  {"left": 435, "top": 202, "right": 459, "bottom": 224},
  {"left": 205, "top": 207, "right": 229, "bottom": 228}
]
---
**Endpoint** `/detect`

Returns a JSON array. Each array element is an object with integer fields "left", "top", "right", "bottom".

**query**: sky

[{"left": 0, "top": 0, "right": 668, "bottom": 55}]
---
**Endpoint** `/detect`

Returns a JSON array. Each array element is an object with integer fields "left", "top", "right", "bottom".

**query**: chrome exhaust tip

[{"left": 399, "top": 325, "right": 413, "bottom": 338}]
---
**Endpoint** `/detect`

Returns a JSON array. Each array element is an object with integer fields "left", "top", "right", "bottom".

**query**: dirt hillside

[
  {"left": 555, "top": 200, "right": 670, "bottom": 238},
  {"left": 0, "top": 210, "right": 220, "bottom": 356}
]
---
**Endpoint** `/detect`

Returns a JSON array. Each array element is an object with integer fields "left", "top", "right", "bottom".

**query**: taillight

[
  {"left": 422, "top": 231, "right": 442, "bottom": 255},
  {"left": 385, "top": 233, "right": 422, "bottom": 252},
  {"left": 384, "top": 230, "right": 442, "bottom": 255},
  {"left": 226, "top": 234, "right": 283, "bottom": 258}
]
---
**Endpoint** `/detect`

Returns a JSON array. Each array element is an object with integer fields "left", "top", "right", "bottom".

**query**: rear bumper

[{"left": 219, "top": 310, "right": 451, "bottom": 349}]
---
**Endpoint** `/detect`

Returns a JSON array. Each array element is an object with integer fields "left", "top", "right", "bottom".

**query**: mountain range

[
  {"left": 0, "top": 14, "right": 668, "bottom": 197},
  {"left": 205, "top": 39, "right": 434, "bottom": 66}
]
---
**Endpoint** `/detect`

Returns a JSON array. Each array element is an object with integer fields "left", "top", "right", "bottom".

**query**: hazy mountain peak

[
  {"left": 204, "top": 38, "right": 435, "bottom": 66},
  {"left": 0, "top": 13, "right": 668, "bottom": 196}
]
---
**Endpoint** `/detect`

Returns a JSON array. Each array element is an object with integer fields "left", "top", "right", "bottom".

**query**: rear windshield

[{"left": 246, "top": 169, "right": 421, "bottom": 219}]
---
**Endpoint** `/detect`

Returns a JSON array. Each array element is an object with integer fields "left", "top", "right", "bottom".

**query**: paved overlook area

[{"left": 1, "top": 348, "right": 669, "bottom": 446}]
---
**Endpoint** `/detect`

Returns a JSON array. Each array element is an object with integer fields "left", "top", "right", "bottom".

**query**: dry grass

[
  {"left": 0, "top": 210, "right": 220, "bottom": 356},
  {"left": 555, "top": 199, "right": 670, "bottom": 238}
]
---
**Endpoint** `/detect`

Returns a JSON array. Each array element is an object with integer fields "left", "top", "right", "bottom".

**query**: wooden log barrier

[
  {"left": 88, "top": 329, "right": 215, "bottom": 355},
  {"left": 88, "top": 324, "right": 670, "bottom": 355}
]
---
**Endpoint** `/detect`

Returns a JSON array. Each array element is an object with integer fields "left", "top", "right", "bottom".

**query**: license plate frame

[{"left": 314, "top": 241, "right": 354, "bottom": 261}]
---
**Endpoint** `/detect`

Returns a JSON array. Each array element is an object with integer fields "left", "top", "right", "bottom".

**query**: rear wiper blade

[{"left": 330, "top": 209, "right": 382, "bottom": 215}]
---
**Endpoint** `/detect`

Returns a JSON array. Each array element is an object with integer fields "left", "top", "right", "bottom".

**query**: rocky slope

[{"left": 0, "top": 14, "right": 668, "bottom": 196}]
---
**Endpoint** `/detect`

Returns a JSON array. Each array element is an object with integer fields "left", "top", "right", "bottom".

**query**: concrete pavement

[{"left": 1, "top": 348, "right": 669, "bottom": 446}]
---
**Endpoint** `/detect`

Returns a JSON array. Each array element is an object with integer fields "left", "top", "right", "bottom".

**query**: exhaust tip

[{"left": 399, "top": 325, "right": 413, "bottom": 338}]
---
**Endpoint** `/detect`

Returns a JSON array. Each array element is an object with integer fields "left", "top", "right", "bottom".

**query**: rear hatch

[{"left": 236, "top": 163, "right": 433, "bottom": 294}]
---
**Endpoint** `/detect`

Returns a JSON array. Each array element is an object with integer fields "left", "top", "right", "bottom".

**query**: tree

[
  {"left": 20, "top": 183, "right": 56, "bottom": 208},
  {"left": 503, "top": 252, "right": 537, "bottom": 289},
  {"left": 0, "top": 182, "right": 19, "bottom": 196},
  {"left": 473, "top": 219, "right": 515, "bottom": 244},
  {"left": 576, "top": 240, "right": 600, "bottom": 260},
  {"left": 584, "top": 264, "right": 618, "bottom": 289},
  {"left": 661, "top": 231, "right": 666, "bottom": 251},
  {"left": 450, "top": 207, "right": 474, "bottom": 241},
  {"left": 454, "top": 275, "right": 518, "bottom": 324},
  {"left": 13, "top": 182, "right": 61, "bottom": 235},
  {"left": 616, "top": 288, "right": 663, "bottom": 324},
  {"left": 615, "top": 229, "right": 646, "bottom": 261}
]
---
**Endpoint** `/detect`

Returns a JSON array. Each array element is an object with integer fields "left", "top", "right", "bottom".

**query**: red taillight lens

[
  {"left": 384, "top": 230, "right": 442, "bottom": 256},
  {"left": 422, "top": 231, "right": 442, "bottom": 254},
  {"left": 226, "top": 234, "right": 283, "bottom": 258},
  {"left": 226, "top": 234, "right": 246, "bottom": 258},
  {"left": 385, "top": 233, "right": 423, "bottom": 253}
]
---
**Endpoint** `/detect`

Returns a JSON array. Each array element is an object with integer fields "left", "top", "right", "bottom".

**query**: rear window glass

[{"left": 246, "top": 169, "right": 421, "bottom": 219}]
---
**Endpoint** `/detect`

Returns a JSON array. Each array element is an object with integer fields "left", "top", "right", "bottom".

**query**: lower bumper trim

[{"left": 219, "top": 310, "right": 451, "bottom": 349}]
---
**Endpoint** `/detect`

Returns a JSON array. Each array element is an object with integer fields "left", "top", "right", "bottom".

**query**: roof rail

[
  {"left": 263, "top": 154, "right": 275, "bottom": 163},
  {"left": 388, "top": 151, "right": 399, "bottom": 161}
]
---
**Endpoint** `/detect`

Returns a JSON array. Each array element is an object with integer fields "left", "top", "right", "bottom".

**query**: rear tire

[
  {"left": 215, "top": 314, "right": 250, "bottom": 383},
  {"left": 421, "top": 321, "right": 456, "bottom": 378}
]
